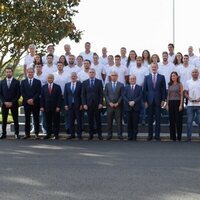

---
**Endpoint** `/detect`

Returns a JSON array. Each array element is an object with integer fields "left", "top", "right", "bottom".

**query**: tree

[{"left": 0, "top": 0, "right": 82, "bottom": 76}]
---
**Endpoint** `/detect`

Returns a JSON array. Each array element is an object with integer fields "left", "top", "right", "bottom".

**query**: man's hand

[
  {"left": 129, "top": 101, "right": 135, "bottom": 107},
  {"left": 179, "top": 105, "right": 182, "bottom": 111},
  {"left": 144, "top": 102, "right": 148, "bottom": 109},
  {"left": 27, "top": 99, "right": 34, "bottom": 105},
  {"left": 40, "top": 107, "right": 44, "bottom": 112},
  {"left": 80, "top": 105, "right": 83, "bottom": 110},
  {"left": 161, "top": 101, "right": 165, "bottom": 108},
  {"left": 114, "top": 103, "right": 119, "bottom": 108},
  {"left": 65, "top": 106, "right": 68, "bottom": 111},
  {"left": 166, "top": 105, "right": 169, "bottom": 111},
  {"left": 56, "top": 107, "right": 60, "bottom": 112},
  {"left": 83, "top": 105, "right": 88, "bottom": 110},
  {"left": 98, "top": 104, "right": 103, "bottom": 109},
  {"left": 4, "top": 102, "right": 12, "bottom": 108},
  {"left": 109, "top": 102, "right": 114, "bottom": 108}
]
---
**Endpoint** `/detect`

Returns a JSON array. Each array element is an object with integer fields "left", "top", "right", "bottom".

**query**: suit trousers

[
  {"left": 24, "top": 104, "right": 40, "bottom": 135},
  {"left": 168, "top": 100, "right": 182, "bottom": 141},
  {"left": 126, "top": 109, "right": 139, "bottom": 139},
  {"left": 87, "top": 105, "right": 102, "bottom": 136},
  {"left": 1, "top": 104, "right": 19, "bottom": 136},
  {"left": 107, "top": 106, "right": 122, "bottom": 137},
  {"left": 68, "top": 104, "right": 82, "bottom": 136},
  {"left": 147, "top": 100, "right": 161, "bottom": 139},
  {"left": 45, "top": 111, "right": 60, "bottom": 136}
]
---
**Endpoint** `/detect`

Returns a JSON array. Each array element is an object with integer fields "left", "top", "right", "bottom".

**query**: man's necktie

[
  {"left": 48, "top": 83, "right": 52, "bottom": 94},
  {"left": 91, "top": 79, "right": 94, "bottom": 87},
  {"left": 7, "top": 79, "right": 11, "bottom": 88},
  {"left": 29, "top": 79, "right": 32, "bottom": 87},
  {"left": 112, "top": 82, "right": 116, "bottom": 92},
  {"left": 153, "top": 74, "right": 156, "bottom": 88}
]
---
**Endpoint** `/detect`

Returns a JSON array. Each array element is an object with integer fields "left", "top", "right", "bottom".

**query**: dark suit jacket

[
  {"left": 41, "top": 83, "right": 62, "bottom": 112},
  {"left": 64, "top": 81, "right": 82, "bottom": 109},
  {"left": 0, "top": 78, "right": 20, "bottom": 106},
  {"left": 81, "top": 78, "right": 103, "bottom": 107},
  {"left": 143, "top": 73, "right": 166, "bottom": 106},
  {"left": 21, "top": 78, "right": 41, "bottom": 106},
  {"left": 123, "top": 84, "right": 142, "bottom": 111},
  {"left": 104, "top": 82, "right": 124, "bottom": 107}
]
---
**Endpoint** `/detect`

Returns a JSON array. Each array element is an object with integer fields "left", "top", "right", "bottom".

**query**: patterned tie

[
  {"left": 153, "top": 74, "right": 156, "bottom": 88},
  {"left": 112, "top": 82, "right": 116, "bottom": 92},
  {"left": 48, "top": 83, "right": 52, "bottom": 94},
  {"left": 91, "top": 79, "right": 94, "bottom": 87}
]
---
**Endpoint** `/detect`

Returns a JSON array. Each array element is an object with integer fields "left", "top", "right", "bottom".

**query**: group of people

[{"left": 0, "top": 42, "right": 200, "bottom": 141}]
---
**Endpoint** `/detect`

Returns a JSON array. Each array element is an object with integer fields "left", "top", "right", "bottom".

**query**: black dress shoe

[
  {"left": 155, "top": 137, "right": 161, "bottom": 141},
  {"left": 43, "top": 135, "right": 51, "bottom": 139},
  {"left": 98, "top": 135, "right": 103, "bottom": 140},
  {"left": 77, "top": 136, "right": 83, "bottom": 140},
  {"left": 0, "top": 135, "right": 6, "bottom": 139},
  {"left": 67, "top": 135, "right": 75, "bottom": 140},
  {"left": 106, "top": 136, "right": 112, "bottom": 140},
  {"left": 23, "top": 135, "right": 30, "bottom": 139},
  {"left": 88, "top": 136, "right": 93, "bottom": 140},
  {"left": 14, "top": 135, "right": 20, "bottom": 139},
  {"left": 147, "top": 137, "right": 153, "bottom": 141},
  {"left": 118, "top": 135, "right": 123, "bottom": 140},
  {"left": 128, "top": 137, "right": 133, "bottom": 141}
]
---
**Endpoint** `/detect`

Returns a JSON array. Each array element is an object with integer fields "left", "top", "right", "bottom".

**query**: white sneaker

[
  {"left": 192, "top": 121, "right": 198, "bottom": 126},
  {"left": 42, "top": 128, "right": 46, "bottom": 134},
  {"left": 30, "top": 128, "right": 35, "bottom": 133}
]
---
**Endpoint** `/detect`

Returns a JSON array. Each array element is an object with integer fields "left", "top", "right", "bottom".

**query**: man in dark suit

[
  {"left": 123, "top": 75, "right": 142, "bottom": 141},
  {"left": 143, "top": 63, "right": 166, "bottom": 141},
  {"left": 64, "top": 72, "right": 82, "bottom": 140},
  {"left": 82, "top": 68, "right": 103, "bottom": 140},
  {"left": 21, "top": 67, "right": 41, "bottom": 139},
  {"left": 105, "top": 71, "right": 124, "bottom": 140},
  {"left": 41, "top": 74, "right": 62, "bottom": 139},
  {"left": 0, "top": 67, "right": 20, "bottom": 139}
]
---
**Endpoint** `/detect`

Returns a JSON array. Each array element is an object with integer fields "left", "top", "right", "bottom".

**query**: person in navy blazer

[
  {"left": 41, "top": 74, "right": 62, "bottom": 139},
  {"left": 64, "top": 72, "right": 82, "bottom": 140},
  {"left": 81, "top": 68, "right": 103, "bottom": 140},
  {"left": 123, "top": 75, "right": 142, "bottom": 141},
  {"left": 0, "top": 67, "right": 20, "bottom": 139},
  {"left": 21, "top": 67, "right": 41, "bottom": 139},
  {"left": 143, "top": 63, "right": 166, "bottom": 141}
]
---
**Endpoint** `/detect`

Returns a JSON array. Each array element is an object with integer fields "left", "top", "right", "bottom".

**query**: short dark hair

[
  {"left": 85, "top": 42, "right": 91, "bottom": 45},
  {"left": 5, "top": 67, "right": 13, "bottom": 72},
  {"left": 115, "top": 55, "right": 121, "bottom": 59},
  {"left": 162, "top": 51, "right": 168, "bottom": 56},
  {"left": 47, "top": 54, "right": 54, "bottom": 58},
  {"left": 57, "top": 61, "right": 63, "bottom": 65},
  {"left": 168, "top": 43, "right": 174, "bottom": 48},
  {"left": 84, "top": 59, "right": 91, "bottom": 64}
]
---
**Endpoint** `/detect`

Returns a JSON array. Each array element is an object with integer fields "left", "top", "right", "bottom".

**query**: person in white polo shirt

[
  {"left": 126, "top": 50, "right": 137, "bottom": 69},
  {"left": 79, "top": 42, "right": 94, "bottom": 62},
  {"left": 42, "top": 45, "right": 59, "bottom": 65},
  {"left": 23, "top": 44, "right": 36, "bottom": 77},
  {"left": 104, "top": 55, "right": 115, "bottom": 84},
  {"left": 43, "top": 54, "right": 57, "bottom": 78},
  {"left": 120, "top": 47, "right": 128, "bottom": 66},
  {"left": 142, "top": 50, "right": 151, "bottom": 68},
  {"left": 64, "top": 55, "right": 81, "bottom": 78},
  {"left": 78, "top": 59, "right": 90, "bottom": 83},
  {"left": 188, "top": 46, "right": 198, "bottom": 65},
  {"left": 158, "top": 51, "right": 175, "bottom": 89},
  {"left": 108, "top": 55, "right": 129, "bottom": 85},
  {"left": 99, "top": 47, "right": 108, "bottom": 67},
  {"left": 168, "top": 43, "right": 175, "bottom": 63},
  {"left": 91, "top": 53, "right": 106, "bottom": 83},
  {"left": 185, "top": 68, "right": 200, "bottom": 141},
  {"left": 76, "top": 55, "right": 84, "bottom": 69},
  {"left": 178, "top": 54, "right": 195, "bottom": 90}
]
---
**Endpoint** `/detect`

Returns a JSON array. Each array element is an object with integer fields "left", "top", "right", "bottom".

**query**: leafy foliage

[{"left": 0, "top": 0, "right": 82, "bottom": 76}]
